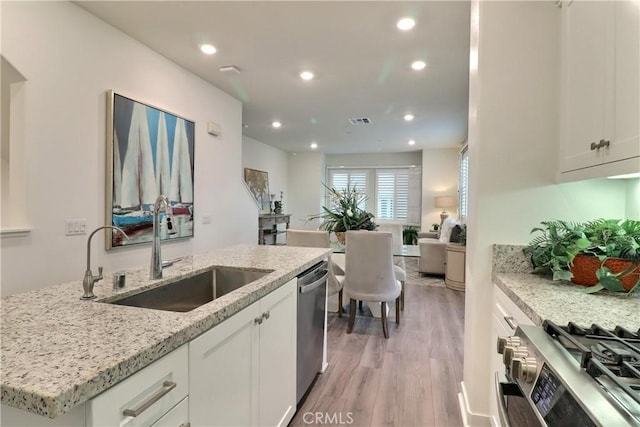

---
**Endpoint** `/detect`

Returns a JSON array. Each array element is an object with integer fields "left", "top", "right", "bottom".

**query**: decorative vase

[
  {"left": 570, "top": 254, "right": 640, "bottom": 291},
  {"left": 335, "top": 232, "right": 346, "bottom": 245}
]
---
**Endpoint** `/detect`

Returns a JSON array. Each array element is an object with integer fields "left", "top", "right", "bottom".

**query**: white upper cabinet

[{"left": 559, "top": 0, "right": 640, "bottom": 181}]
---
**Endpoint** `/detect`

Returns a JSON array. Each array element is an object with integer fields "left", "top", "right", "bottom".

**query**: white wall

[
  {"left": 287, "top": 152, "right": 325, "bottom": 230},
  {"left": 464, "top": 1, "right": 628, "bottom": 423},
  {"left": 241, "top": 135, "right": 289, "bottom": 243},
  {"left": 0, "top": 2, "right": 257, "bottom": 296},
  {"left": 420, "top": 148, "right": 460, "bottom": 230},
  {"left": 325, "top": 151, "right": 422, "bottom": 168},
  {"left": 626, "top": 179, "right": 640, "bottom": 219},
  {"left": 242, "top": 135, "right": 289, "bottom": 210}
]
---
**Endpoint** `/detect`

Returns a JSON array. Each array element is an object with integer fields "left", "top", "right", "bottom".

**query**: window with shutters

[
  {"left": 327, "top": 166, "right": 421, "bottom": 224},
  {"left": 376, "top": 169, "right": 409, "bottom": 221},
  {"left": 458, "top": 145, "right": 469, "bottom": 222},
  {"left": 328, "top": 169, "right": 368, "bottom": 211}
]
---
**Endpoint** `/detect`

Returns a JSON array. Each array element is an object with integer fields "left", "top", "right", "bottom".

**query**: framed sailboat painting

[{"left": 105, "top": 90, "right": 195, "bottom": 249}]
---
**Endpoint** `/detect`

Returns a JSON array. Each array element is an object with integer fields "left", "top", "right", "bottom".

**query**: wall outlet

[
  {"left": 202, "top": 215, "right": 212, "bottom": 224},
  {"left": 65, "top": 219, "right": 87, "bottom": 235}
]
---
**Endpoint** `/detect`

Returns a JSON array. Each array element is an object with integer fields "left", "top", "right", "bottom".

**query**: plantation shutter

[
  {"left": 375, "top": 167, "right": 420, "bottom": 223},
  {"left": 458, "top": 145, "right": 469, "bottom": 222},
  {"left": 328, "top": 169, "right": 368, "bottom": 211}
]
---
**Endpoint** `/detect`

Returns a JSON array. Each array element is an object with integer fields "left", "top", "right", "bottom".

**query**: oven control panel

[{"left": 497, "top": 336, "right": 539, "bottom": 384}]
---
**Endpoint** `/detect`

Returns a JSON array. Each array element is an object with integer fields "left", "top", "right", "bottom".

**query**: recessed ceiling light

[
  {"left": 411, "top": 60, "right": 427, "bottom": 71},
  {"left": 408, "top": 140, "right": 416, "bottom": 146},
  {"left": 404, "top": 114, "right": 415, "bottom": 121},
  {"left": 300, "top": 71, "right": 314, "bottom": 81},
  {"left": 310, "top": 142, "right": 318, "bottom": 149},
  {"left": 397, "top": 17, "right": 416, "bottom": 31},
  {"left": 272, "top": 121, "right": 281, "bottom": 128},
  {"left": 200, "top": 44, "right": 217, "bottom": 55}
]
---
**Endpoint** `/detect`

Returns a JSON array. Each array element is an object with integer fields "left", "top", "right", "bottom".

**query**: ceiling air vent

[{"left": 349, "top": 117, "right": 372, "bottom": 125}]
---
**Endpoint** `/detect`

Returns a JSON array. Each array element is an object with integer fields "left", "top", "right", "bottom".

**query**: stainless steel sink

[{"left": 107, "top": 268, "right": 271, "bottom": 312}]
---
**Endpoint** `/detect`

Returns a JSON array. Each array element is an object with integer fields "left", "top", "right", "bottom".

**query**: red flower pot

[{"left": 570, "top": 254, "right": 640, "bottom": 291}]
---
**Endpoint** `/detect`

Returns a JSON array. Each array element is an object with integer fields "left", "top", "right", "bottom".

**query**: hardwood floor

[{"left": 290, "top": 260, "right": 465, "bottom": 427}]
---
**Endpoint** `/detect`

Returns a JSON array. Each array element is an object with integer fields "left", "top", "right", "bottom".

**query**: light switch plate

[{"left": 65, "top": 219, "right": 87, "bottom": 235}]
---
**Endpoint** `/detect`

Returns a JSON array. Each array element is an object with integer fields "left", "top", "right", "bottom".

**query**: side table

[{"left": 445, "top": 243, "right": 466, "bottom": 291}]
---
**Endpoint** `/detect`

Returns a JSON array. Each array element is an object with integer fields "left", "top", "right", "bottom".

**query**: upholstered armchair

[{"left": 418, "top": 217, "right": 464, "bottom": 275}]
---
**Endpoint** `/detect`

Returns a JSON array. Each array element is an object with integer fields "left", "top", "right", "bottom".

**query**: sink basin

[{"left": 107, "top": 268, "right": 271, "bottom": 312}]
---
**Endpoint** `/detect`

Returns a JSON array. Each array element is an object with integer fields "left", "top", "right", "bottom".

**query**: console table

[{"left": 258, "top": 214, "right": 291, "bottom": 245}]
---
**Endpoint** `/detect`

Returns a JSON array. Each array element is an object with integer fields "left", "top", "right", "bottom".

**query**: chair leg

[
  {"left": 401, "top": 281, "right": 405, "bottom": 311},
  {"left": 396, "top": 297, "right": 400, "bottom": 325},
  {"left": 358, "top": 300, "right": 363, "bottom": 311},
  {"left": 381, "top": 302, "right": 389, "bottom": 339},
  {"left": 347, "top": 299, "right": 356, "bottom": 334},
  {"left": 338, "top": 289, "right": 343, "bottom": 318}
]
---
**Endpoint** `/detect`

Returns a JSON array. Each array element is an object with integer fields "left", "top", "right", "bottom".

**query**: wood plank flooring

[{"left": 290, "top": 260, "right": 465, "bottom": 427}]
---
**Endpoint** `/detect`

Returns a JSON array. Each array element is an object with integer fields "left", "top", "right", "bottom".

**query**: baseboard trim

[{"left": 458, "top": 381, "right": 491, "bottom": 427}]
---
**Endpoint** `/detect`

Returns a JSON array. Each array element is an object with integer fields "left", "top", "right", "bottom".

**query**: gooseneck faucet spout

[
  {"left": 150, "top": 195, "right": 176, "bottom": 280},
  {"left": 82, "top": 225, "right": 128, "bottom": 300}
]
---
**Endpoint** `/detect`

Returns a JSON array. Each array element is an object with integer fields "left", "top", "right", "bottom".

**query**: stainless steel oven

[{"left": 495, "top": 321, "right": 640, "bottom": 427}]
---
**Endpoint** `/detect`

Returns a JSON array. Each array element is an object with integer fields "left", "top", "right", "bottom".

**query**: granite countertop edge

[
  {"left": 492, "top": 271, "right": 640, "bottom": 330},
  {"left": 1, "top": 244, "right": 332, "bottom": 418}
]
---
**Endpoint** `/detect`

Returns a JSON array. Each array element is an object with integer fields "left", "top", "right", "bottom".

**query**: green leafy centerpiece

[
  {"left": 308, "top": 184, "right": 377, "bottom": 244},
  {"left": 524, "top": 219, "right": 640, "bottom": 294}
]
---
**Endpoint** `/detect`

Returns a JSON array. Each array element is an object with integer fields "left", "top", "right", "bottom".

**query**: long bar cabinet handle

[{"left": 122, "top": 381, "right": 177, "bottom": 417}]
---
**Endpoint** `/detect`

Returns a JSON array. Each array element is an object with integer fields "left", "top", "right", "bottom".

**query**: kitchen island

[{"left": 1, "top": 244, "right": 331, "bottom": 421}]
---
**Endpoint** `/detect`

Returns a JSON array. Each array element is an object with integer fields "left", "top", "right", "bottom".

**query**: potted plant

[
  {"left": 307, "top": 184, "right": 377, "bottom": 244},
  {"left": 403, "top": 226, "right": 419, "bottom": 245},
  {"left": 524, "top": 219, "right": 640, "bottom": 294}
]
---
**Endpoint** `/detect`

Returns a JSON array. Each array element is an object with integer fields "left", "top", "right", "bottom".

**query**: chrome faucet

[
  {"left": 82, "top": 225, "right": 128, "bottom": 300},
  {"left": 150, "top": 195, "right": 177, "bottom": 280}
]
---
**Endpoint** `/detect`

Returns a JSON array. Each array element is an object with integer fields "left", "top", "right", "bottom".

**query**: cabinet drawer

[
  {"left": 150, "top": 397, "right": 189, "bottom": 427},
  {"left": 87, "top": 345, "right": 188, "bottom": 427},
  {"left": 260, "top": 218, "right": 276, "bottom": 228},
  {"left": 493, "top": 285, "right": 535, "bottom": 333}
]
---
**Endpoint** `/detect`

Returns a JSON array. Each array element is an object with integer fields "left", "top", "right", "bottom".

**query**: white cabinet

[
  {"left": 559, "top": 0, "right": 640, "bottom": 180},
  {"left": 189, "top": 279, "right": 297, "bottom": 427},
  {"left": 86, "top": 344, "right": 189, "bottom": 427},
  {"left": 489, "top": 285, "right": 535, "bottom": 427}
]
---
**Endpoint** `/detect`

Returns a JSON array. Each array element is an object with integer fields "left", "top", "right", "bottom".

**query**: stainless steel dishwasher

[{"left": 296, "top": 260, "right": 328, "bottom": 404}]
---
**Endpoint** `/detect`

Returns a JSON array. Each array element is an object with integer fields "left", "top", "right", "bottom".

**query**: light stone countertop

[
  {"left": 0, "top": 244, "right": 331, "bottom": 418},
  {"left": 492, "top": 244, "right": 640, "bottom": 330},
  {"left": 493, "top": 272, "right": 640, "bottom": 329}
]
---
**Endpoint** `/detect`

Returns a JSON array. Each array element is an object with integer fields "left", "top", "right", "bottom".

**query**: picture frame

[
  {"left": 105, "top": 90, "right": 195, "bottom": 249},
  {"left": 243, "top": 168, "right": 270, "bottom": 213}
]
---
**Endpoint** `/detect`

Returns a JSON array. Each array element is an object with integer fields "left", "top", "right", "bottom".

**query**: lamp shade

[{"left": 434, "top": 196, "right": 457, "bottom": 209}]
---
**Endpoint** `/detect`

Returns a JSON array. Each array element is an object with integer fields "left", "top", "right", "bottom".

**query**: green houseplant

[
  {"left": 524, "top": 219, "right": 640, "bottom": 294},
  {"left": 307, "top": 184, "right": 377, "bottom": 243},
  {"left": 403, "top": 226, "right": 419, "bottom": 245}
]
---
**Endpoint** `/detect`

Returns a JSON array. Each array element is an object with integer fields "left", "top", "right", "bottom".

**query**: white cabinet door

[
  {"left": 560, "top": 0, "right": 640, "bottom": 178},
  {"left": 560, "top": 0, "right": 611, "bottom": 173},
  {"left": 189, "top": 279, "right": 297, "bottom": 427},
  {"left": 258, "top": 279, "right": 297, "bottom": 427},
  {"left": 189, "top": 301, "right": 260, "bottom": 427},
  {"left": 608, "top": 0, "right": 640, "bottom": 165}
]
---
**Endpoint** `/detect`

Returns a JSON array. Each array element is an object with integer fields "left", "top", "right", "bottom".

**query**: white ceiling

[{"left": 76, "top": 1, "right": 471, "bottom": 155}]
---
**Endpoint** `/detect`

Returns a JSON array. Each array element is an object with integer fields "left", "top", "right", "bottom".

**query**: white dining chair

[
  {"left": 343, "top": 230, "right": 401, "bottom": 338},
  {"left": 286, "top": 229, "right": 345, "bottom": 317},
  {"left": 376, "top": 223, "right": 407, "bottom": 311}
]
